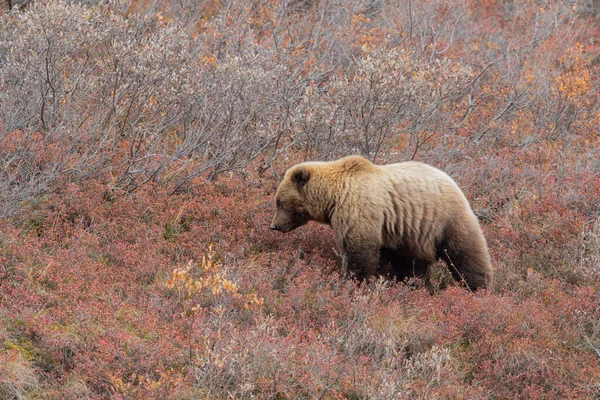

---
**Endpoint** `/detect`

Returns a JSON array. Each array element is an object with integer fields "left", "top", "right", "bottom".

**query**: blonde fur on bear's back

[{"left": 328, "top": 158, "right": 468, "bottom": 259}]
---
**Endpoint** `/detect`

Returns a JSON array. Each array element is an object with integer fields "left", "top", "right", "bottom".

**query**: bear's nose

[{"left": 269, "top": 224, "right": 278, "bottom": 230}]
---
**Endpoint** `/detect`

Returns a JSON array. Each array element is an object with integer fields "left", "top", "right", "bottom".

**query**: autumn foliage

[{"left": 1, "top": 0, "right": 599, "bottom": 398}]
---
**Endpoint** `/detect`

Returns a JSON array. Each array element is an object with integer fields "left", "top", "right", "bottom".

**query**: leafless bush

[
  {"left": 380, "top": 0, "right": 470, "bottom": 59},
  {"left": 579, "top": 218, "right": 600, "bottom": 278},
  {"left": 0, "top": 0, "right": 594, "bottom": 217},
  {"left": 0, "top": 0, "right": 298, "bottom": 211},
  {"left": 291, "top": 48, "right": 472, "bottom": 160}
]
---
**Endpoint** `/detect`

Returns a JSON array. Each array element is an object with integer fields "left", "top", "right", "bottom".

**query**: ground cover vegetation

[{"left": 0, "top": 0, "right": 599, "bottom": 398}]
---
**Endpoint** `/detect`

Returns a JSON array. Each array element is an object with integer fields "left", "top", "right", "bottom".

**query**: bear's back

[{"left": 378, "top": 161, "right": 465, "bottom": 199}]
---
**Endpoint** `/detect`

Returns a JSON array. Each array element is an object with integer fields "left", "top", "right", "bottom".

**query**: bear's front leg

[{"left": 341, "top": 247, "right": 380, "bottom": 281}]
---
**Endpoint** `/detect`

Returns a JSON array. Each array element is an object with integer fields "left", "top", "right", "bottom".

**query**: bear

[{"left": 269, "top": 155, "right": 493, "bottom": 290}]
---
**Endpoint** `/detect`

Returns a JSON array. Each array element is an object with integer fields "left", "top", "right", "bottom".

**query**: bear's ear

[{"left": 291, "top": 166, "right": 310, "bottom": 189}]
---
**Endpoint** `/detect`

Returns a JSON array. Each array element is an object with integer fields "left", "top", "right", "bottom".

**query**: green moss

[{"left": 4, "top": 338, "right": 40, "bottom": 362}]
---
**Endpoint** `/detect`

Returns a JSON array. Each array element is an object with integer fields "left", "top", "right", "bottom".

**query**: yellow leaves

[
  {"left": 147, "top": 95, "right": 157, "bottom": 107},
  {"left": 351, "top": 13, "right": 371, "bottom": 26},
  {"left": 110, "top": 368, "right": 183, "bottom": 396},
  {"left": 165, "top": 260, "right": 193, "bottom": 291},
  {"left": 352, "top": 13, "right": 383, "bottom": 49},
  {"left": 201, "top": 55, "right": 216, "bottom": 66},
  {"left": 555, "top": 43, "right": 591, "bottom": 101},
  {"left": 539, "top": 140, "right": 558, "bottom": 172},
  {"left": 166, "top": 244, "right": 263, "bottom": 312},
  {"left": 556, "top": 69, "right": 591, "bottom": 99},
  {"left": 244, "top": 292, "right": 264, "bottom": 310},
  {"left": 305, "top": 86, "right": 313, "bottom": 97}
]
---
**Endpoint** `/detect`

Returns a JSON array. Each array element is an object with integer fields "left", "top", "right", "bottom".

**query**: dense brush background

[{"left": 1, "top": 0, "right": 599, "bottom": 398}]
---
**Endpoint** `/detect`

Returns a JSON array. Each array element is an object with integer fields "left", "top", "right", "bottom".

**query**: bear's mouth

[
  {"left": 269, "top": 223, "right": 295, "bottom": 233},
  {"left": 269, "top": 223, "right": 283, "bottom": 232},
  {"left": 270, "top": 208, "right": 310, "bottom": 233}
]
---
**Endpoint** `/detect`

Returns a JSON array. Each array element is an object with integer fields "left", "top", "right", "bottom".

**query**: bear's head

[
  {"left": 270, "top": 165, "right": 312, "bottom": 233},
  {"left": 270, "top": 156, "right": 371, "bottom": 233}
]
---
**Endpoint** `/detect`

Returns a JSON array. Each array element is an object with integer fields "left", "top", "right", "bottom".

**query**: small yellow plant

[
  {"left": 166, "top": 243, "right": 263, "bottom": 313},
  {"left": 166, "top": 244, "right": 263, "bottom": 368},
  {"left": 110, "top": 368, "right": 183, "bottom": 397}
]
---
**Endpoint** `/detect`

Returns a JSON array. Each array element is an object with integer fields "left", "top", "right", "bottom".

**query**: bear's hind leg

[{"left": 440, "top": 236, "right": 493, "bottom": 291}]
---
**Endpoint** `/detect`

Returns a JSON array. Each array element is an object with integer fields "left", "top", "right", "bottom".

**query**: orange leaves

[
  {"left": 556, "top": 43, "right": 592, "bottom": 101},
  {"left": 200, "top": 55, "right": 216, "bottom": 66},
  {"left": 166, "top": 243, "right": 264, "bottom": 313},
  {"left": 351, "top": 13, "right": 384, "bottom": 49},
  {"left": 110, "top": 368, "right": 184, "bottom": 398}
]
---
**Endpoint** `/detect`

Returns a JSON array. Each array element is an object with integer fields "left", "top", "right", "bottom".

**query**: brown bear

[{"left": 270, "top": 155, "right": 493, "bottom": 290}]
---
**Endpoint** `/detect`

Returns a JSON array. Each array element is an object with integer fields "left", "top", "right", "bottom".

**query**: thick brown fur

[{"left": 270, "top": 155, "right": 494, "bottom": 290}]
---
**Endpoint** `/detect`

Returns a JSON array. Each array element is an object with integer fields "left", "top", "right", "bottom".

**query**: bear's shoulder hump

[{"left": 337, "top": 155, "right": 376, "bottom": 173}]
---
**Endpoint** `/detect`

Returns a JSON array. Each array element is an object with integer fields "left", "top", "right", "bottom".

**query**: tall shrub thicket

[{"left": 3, "top": 0, "right": 595, "bottom": 216}]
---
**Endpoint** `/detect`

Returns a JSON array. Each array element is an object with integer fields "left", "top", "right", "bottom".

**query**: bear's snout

[
  {"left": 269, "top": 222, "right": 288, "bottom": 233},
  {"left": 270, "top": 205, "right": 309, "bottom": 234}
]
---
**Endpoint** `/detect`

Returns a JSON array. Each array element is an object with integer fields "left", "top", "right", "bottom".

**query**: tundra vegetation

[{"left": 0, "top": 0, "right": 599, "bottom": 398}]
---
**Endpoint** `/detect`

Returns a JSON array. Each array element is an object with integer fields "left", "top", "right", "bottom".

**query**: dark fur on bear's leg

[
  {"left": 445, "top": 253, "right": 491, "bottom": 291},
  {"left": 379, "top": 248, "right": 430, "bottom": 285},
  {"left": 439, "top": 236, "right": 493, "bottom": 291},
  {"left": 342, "top": 247, "right": 380, "bottom": 281}
]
